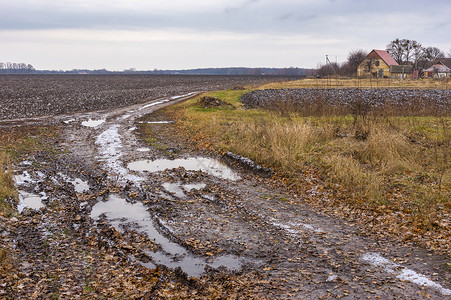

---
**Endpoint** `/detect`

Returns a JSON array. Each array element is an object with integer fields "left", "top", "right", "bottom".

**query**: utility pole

[{"left": 326, "top": 55, "right": 338, "bottom": 76}]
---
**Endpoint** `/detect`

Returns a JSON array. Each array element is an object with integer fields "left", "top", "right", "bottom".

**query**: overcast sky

[{"left": 1, "top": 0, "right": 450, "bottom": 70}]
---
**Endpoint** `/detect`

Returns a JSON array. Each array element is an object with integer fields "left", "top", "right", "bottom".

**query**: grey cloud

[
  {"left": 224, "top": 0, "right": 260, "bottom": 13},
  {"left": 276, "top": 12, "right": 317, "bottom": 22}
]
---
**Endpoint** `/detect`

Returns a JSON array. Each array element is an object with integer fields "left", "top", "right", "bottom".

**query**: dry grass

[
  {"left": 167, "top": 88, "right": 450, "bottom": 222},
  {"left": 0, "top": 126, "right": 58, "bottom": 216},
  {"left": 0, "top": 152, "right": 16, "bottom": 216},
  {"left": 260, "top": 77, "right": 451, "bottom": 90}
]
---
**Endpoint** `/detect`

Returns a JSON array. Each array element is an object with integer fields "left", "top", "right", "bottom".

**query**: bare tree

[
  {"left": 403, "top": 40, "right": 422, "bottom": 63},
  {"left": 425, "top": 47, "right": 445, "bottom": 61},
  {"left": 0, "top": 62, "right": 36, "bottom": 73},
  {"left": 386, "top": 39, "right": 404, "bottom": 64},
  {"left": 343, "top": 49, "right": 367, "bottom": 75},
  {"left": 317, "top": 62, "right": 341, "bottom": 77},
  {"left": 412, "top": 46, "right": 426, "bottom": 68},
  {"left": 386, "top": 38, "right": 422, "bottom": 64}
]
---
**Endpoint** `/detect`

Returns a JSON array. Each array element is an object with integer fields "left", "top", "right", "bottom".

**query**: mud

[
  {"left": 0, "top": 74, "right": 299, "bottom": 120},
  {"left": 1, "top": 84, "right": 450, "bottom": 298}
]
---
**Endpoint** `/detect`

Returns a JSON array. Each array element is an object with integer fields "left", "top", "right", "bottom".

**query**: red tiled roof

[{"left": 372, "top": 49, "right": 399, "bottom": 66}]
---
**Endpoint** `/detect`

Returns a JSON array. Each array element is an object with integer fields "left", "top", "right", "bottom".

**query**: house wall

[
  {"left": 357, "top": 58, "right": 390, "bottom": 77},
  {"left": 424, "top": 63, "right": 451, "bottom": 78},
  {"left": 357, "top": 51, "right": 392, "bottom": 77}
]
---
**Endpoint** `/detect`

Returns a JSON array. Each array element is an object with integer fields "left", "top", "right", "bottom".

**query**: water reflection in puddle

[
  {"left": 81, "top": 119, "right": 105, "bottom": 128},
  {"left": 70, "top": 178, "right": 90, "bottom": 193},
  {"left": 17, "top": 191, "right": 46, "bottom": 213},
  {"left": 183, "top": 183, "right": 206, "bottom": 192},
  {"left": 162, "top": 182, "right": 206, "bottom": 198},
  {"left": 163, "top": 183, "right": 186, "bottom": 198},
  {"left": 128, "top": 158, "right": 240, "bottom": 181},
  {"left": 59, "top": 173, "right": 90, "bottom": 193},
  {"left": 140, "top": 100, "right": 170, "bottom": 110},
  {"left": 145, "top": 121, "right": 173, "bottom": 124},
  {"left": 14, "top": 171, "right": 33, "bottom": 185},
  {"left": 90, "top": 194, "right": 243, "bottom": 277}
]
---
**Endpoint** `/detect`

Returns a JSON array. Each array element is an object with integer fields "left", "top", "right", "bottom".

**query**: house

[
  {"left": 423, "top": 58, "right": 451, "bottom": 78},
  {"left": 357, "top": 49, "right": 399, "bottom": 78}
]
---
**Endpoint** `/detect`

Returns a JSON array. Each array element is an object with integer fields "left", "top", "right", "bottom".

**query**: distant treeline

[
  {"left": 0, "top": 64, "right": 315, "bottom": 76},
  {"left": 0, "top": 62, "right": 35, "bottom": 73},
  {"left": 145, "top": 67, "right": 315, "bottom": 76}
]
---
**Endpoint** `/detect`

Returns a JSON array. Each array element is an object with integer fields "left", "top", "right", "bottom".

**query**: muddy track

[{"left": 3, "top": 93, "right": 451, "bottom": 299}]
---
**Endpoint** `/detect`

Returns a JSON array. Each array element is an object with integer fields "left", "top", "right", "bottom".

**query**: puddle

[
  {"left": 58, "top": 173, "right": 90, "bottom": 193},
  {"left": 271, "top": 220, "right": 325, "bottom": 236},
  {"left": 19, "top": 160, "right": 32, "bottom": 166},
  {"left": 202, "top": 194, "right": 216, "bottom": 201},
  {"left": 17, "top": 191, "right": 46, "bottom": 213},
  {"left": 363, "top": 253, "right": 451, "bottom": 296},
  {"left": 14, "top": 171, "right": 34, "bottom": 185},
  {"left": 163, "top": 182, "right": 186, "bottom": 198},
  {"left": 139, "top": 93, "right": 197, "bottom": 111},
  {"left": 69, "top": 178, "right": 90, "bottom": 193},
  {"left": 143, "top": 250, "right": 241, "bottom": 278},
  {"left": 171, "top": 92, "right": 197, "bottom": 100},
  {"left": 90, "top": 194, "right": 243, "bottom": 277},
  {"left": 140, "top": 99, "right": 170, "bottom": 110},
  {"left": 128, "top": 157, "right": 240, "bottom": 181},
  {"left": 183, "top": 183, "right": 206, "bottom": 192},
  {"left": 145, "top": 121, "right": 174, "bottom": 124},
  {"left": 81, "top": 119, "right": 105, "bottom": 128},
  {"left": 162, "top": 182, "right": 206, "bottom": 198},
  {"left": 290, "top": 222, "right": 325, "bottom": 233},
  {"left": 96, "top": 125, "right": 143, "bottom": 183}
]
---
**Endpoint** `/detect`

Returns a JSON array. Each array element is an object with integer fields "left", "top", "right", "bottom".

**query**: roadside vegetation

[
  {"left": 164, "top": 79, "right": 450, "bottom": 254},
  {"left": 0, "top": 152, "right": 15, "bottom": 215},
  {"left": 0, "top": 126, "right": 58, "bottom": 216}
]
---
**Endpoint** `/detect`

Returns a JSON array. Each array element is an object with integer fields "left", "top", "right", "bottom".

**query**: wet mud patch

[{"left": 90, "top": 193, "right": 246, "bottom": 277}]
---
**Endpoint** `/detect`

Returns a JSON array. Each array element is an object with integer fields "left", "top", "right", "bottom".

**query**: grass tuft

[{"left": 0, "top": 152, "right": 16, "bottom": 216}]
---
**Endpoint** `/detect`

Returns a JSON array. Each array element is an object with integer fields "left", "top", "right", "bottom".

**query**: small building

[
  {"left": 423, "top": 58, "right": 451, "bottom": 78},
  {"left": 389, "top": 65, "right": 414, "bottom": 79},
  {"left": 357, "top": 49, "right": 399, "bottom": 78}
]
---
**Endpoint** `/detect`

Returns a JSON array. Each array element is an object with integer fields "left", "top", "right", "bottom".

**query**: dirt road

[{"left": 2, "top": 92, "right": 450, "bottom": 299}]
